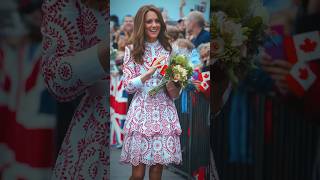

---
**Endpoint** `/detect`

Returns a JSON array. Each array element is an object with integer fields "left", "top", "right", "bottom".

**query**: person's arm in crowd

[
  {"left": 259, "top": 53, "right": 292, "bottom": 95},
  {"left": 179, "top": 0, "right": 186, "bottom": 18}
]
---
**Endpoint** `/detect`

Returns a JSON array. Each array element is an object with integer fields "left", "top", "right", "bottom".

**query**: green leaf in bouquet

[
  {"left": 211, "top": 15, "right": 219, "bottom": 39},
  {"left": 174, "top": 55, "right": 188, "bottom": 67},
  {"left": 242, "top": 27, "right": 251, "bottom": 36},
  {"left": 211, "top": 0, "right": 252, "bottom": 18},
  {"left": 186, "top": 67, "right": 193, "bottom": 77},
  {"left": 246, "top": 16, "right": 263, "bottom": 30}
]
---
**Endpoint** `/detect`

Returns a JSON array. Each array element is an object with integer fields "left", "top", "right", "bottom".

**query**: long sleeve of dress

[
  {"left": 122, "top": 46, "right": 144, "bottom": 94},
  {"left": 40, "top": 1, "right": 107, "bottom": 102}
]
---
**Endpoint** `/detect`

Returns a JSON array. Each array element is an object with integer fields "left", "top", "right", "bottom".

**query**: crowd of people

[{"left": 211, "top": 0, "right": 320, "bottom": 179}]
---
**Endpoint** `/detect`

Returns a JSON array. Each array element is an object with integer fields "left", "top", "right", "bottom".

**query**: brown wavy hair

[{"left": 130, "top": 5, "right": 172, "bottom": 64}]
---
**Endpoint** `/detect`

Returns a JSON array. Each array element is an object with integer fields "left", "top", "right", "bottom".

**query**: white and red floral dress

[
  {"left": 120, "top": 41, "right": 182, "bottom": 166},
  {"left": 40, "top": 0, "right": 109, "bottom": 179}
]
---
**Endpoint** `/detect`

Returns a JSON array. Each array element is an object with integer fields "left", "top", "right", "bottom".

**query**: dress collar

[{"left": 145, "top": 40, "right": 159, "bottom": 48}]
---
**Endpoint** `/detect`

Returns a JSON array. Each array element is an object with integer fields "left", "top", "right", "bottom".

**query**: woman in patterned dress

[
  {"left": 119, "top": 5, "right": 182, "bottom": 180},
  {"left": 40, "top": 0, "right": 109, "bottom": 179}
]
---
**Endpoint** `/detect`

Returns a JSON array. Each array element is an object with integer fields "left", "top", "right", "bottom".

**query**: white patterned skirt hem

[{"left": 119, "top": 132, "right": 182, "bottom": 166}]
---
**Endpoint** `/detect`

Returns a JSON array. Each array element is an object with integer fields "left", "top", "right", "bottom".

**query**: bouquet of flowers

[
  {"left": 211, "top": 0, "right": 268, "bottom": 85},
  {"left": 148, "top": 55, "right": 193, "bottom": 96}
]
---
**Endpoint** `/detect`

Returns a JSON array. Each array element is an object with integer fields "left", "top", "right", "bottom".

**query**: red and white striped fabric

[
  {"left": 110, "top": 74, "right": 127, "bottom": 146},
  {"left": 0, "top": 43, "right": 56, "bottom": 179}
]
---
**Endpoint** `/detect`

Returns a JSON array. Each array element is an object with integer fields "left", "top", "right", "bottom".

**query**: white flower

[
  {"left": 221, "top": 20, "right": 247, "bottom": 47},
  {"left": 240, "top": 45, "right": 247, "bottom": 58},
  {"left": 221, "top": 19, "right": 238, "bottom": 35},
  {"left": 211, "top": 37, "right": 225, "bottom": 55},
  {"left": 251, "top": 0, "right": 269, "bottom": 24},
  {"left": 214, "top": 11, "right": 227, "bottom": 27},
  {"left": 172, "top": 65, "right": 188, "bottom": 83},
  {"left": 232, "top": 27, "right": 248, "bottom": 47}
]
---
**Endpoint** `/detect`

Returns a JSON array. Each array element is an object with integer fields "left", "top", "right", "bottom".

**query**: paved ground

[{"left": 110, "top": 147, "right": 186, "bottom": 180}]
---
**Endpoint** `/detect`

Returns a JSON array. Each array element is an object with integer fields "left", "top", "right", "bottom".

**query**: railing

[
  {"left": 211, "top": 92, "right": 318, "bottom": 180},
  {"left": 169, "top": 90, "right": 211, "bottom": 180}
]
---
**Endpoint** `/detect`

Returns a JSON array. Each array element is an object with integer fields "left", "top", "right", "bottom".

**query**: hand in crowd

[
  {"left": 260, "top": 52, "right": 293, "bottom": 94},
  {"left": 180, "top": 0, "right": 186, "bottom": 8},
  {"left": 192, "top": 80, "right": 202, "bottom": 91}
]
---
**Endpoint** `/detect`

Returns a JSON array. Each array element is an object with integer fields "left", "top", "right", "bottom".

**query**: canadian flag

[
  {"left": 200, "top": 81, "right": 209, "bottom": 90},
  {"left": 286, "top": 61, "right": 316, "bottom": 96},
  {"left": 284, "top": 31, "right": 320, "bottom": 63},
  {"left": 284, "top": 31, "right": 319, "bottom": 96},
  {"left": 201, "top": 71, "right": 210, "bottom": 82},
  {"left": 200, "top": 71, "right": 210, "bottom": 90}
]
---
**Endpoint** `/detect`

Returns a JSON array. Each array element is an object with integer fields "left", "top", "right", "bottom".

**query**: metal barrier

[
  {"left": 211, "top": 92, "right": 319, "bottom": 180},
  {"left": 169, "top": 90, "right": 211, "bottom": 180}
]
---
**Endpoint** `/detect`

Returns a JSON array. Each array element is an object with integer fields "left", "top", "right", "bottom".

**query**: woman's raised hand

[
  {"left": 147, "top": 56, "right": 166, "bottom": 75},
  {"left": 141, "top": 56, "right": 166, "bottom": 83}
]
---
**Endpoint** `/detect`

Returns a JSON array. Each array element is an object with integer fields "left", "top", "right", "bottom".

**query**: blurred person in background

[
  {"left": 110, "top": 14, "right": 120, "bottom": 49},
  {"left": 110, "top": 49, "right": 127, "bottom": 149},
  {"left": 176, "top": 18, "right": 187, "bottom": 39},
  {"left": 113, "top": 15, "right": 133, "bottom": 55},
  {"left": 198, "top": 42, "right": 210, "bottom": 68},
  {"left": 113, "top": 15, "right": 133, "bottom": 50},
  {"left": 0, "top": 0, "right": 56, "bottom": 179},
  {"left": 186, "top": 10, "right": 210, "bottom": 47},
  {"left": 166, "top": 25, "right": 180, "bottom": 43},
  {"left": 121, "top": 15, "right": 134, "bottom": 39},
  {"left": 40, "top": 0, "right": 109, "bottom": 179},
  {"left": 115, "top": 15, "right": 134, "bottom": 108},
  {"left": 116, "top": 31, "right": 128, "bottom": 52}
]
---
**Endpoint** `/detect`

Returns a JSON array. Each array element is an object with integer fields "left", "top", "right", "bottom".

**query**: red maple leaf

[
  {"left": 160, "top": 65, "right": 168, "bottom": 76},
  {"left": 203, "top": 74, "right": 209, "bottom": 79},
  {"left": 299, "top": 68, "right": 309, "bottom": 80},
  {"left": 299, "top": 38, "right": 317, "bottom": 53}
]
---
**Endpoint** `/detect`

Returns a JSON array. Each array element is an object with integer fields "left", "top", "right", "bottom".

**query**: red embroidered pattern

[
  {"left": 77, "top": 9, "right": 98, "bottom": 36},
  {"left": 120, "top": 42, "right": 182, "bottom": 166},
  {"left": 58, "top": 62, "right": 72, "bottom": 81},
  {"left": 41, "top": 0, "right": 110, "bottom": 179}
]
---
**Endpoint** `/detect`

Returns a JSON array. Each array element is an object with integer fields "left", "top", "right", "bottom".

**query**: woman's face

[{"left": 144, "top": 10, "right": 161, "bottom": 42}]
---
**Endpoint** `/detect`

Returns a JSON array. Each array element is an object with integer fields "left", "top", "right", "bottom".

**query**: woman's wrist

[{"left": 140, "top": 71, "right": 152, "bottom": 83}]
